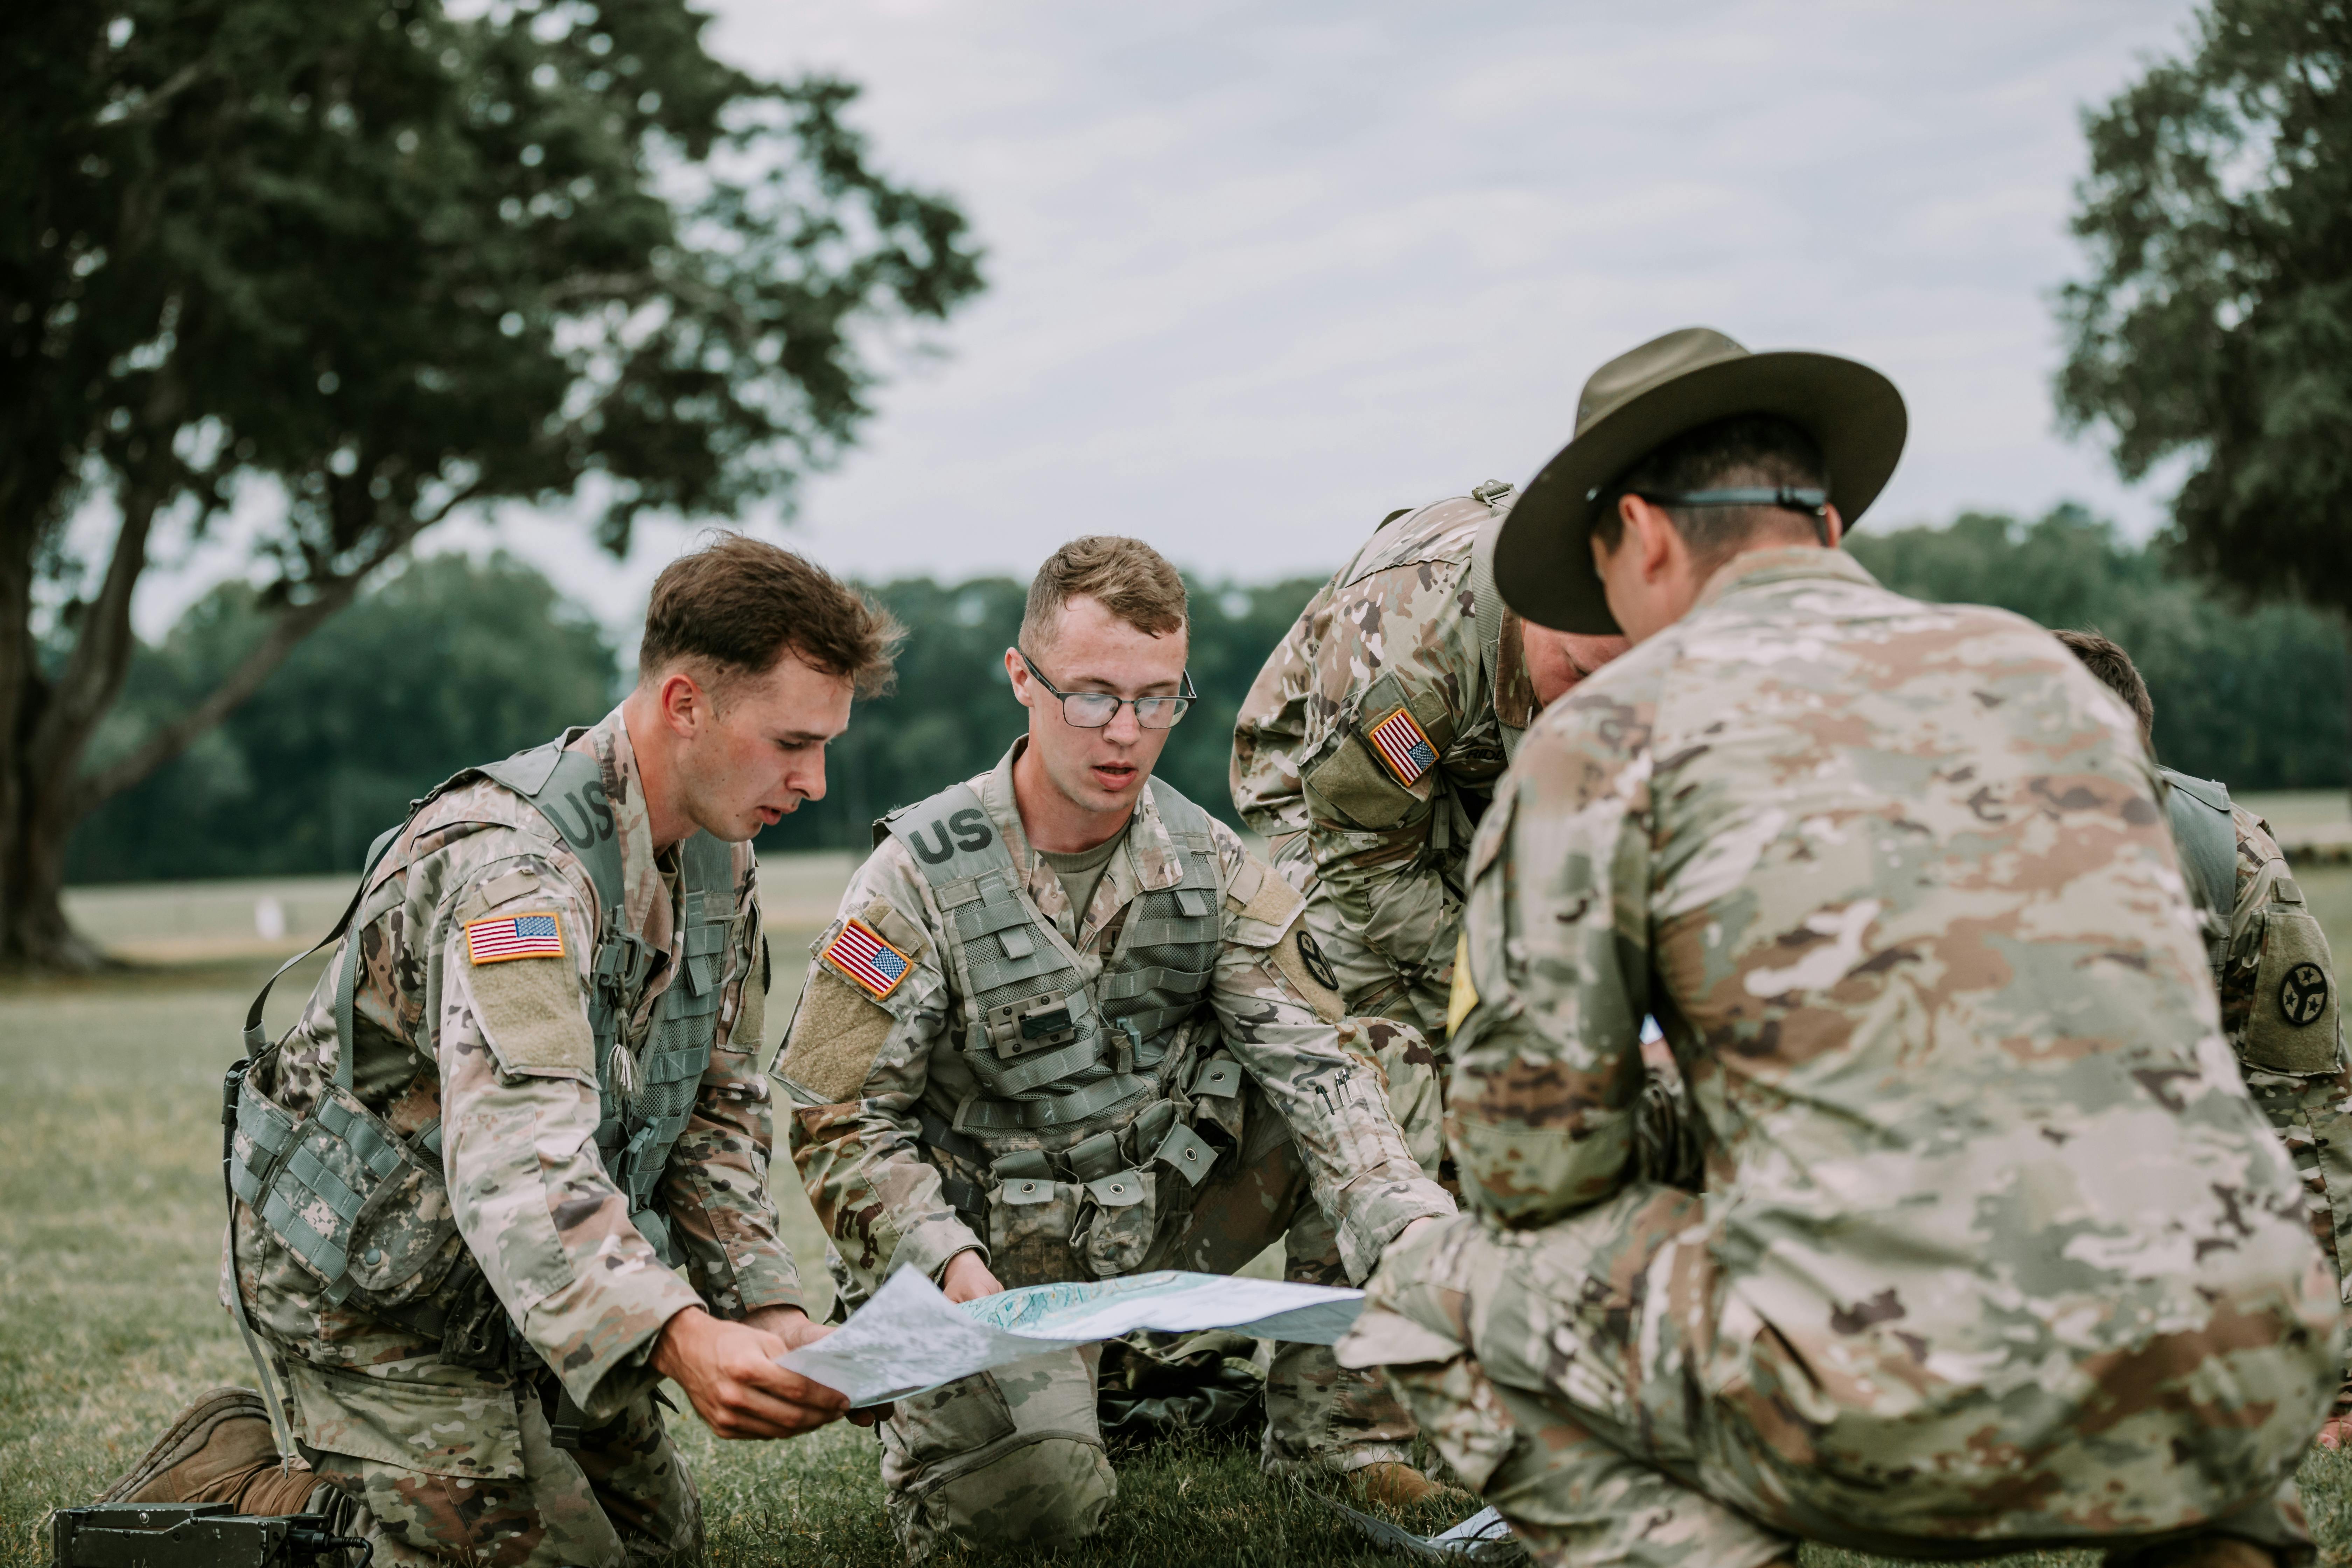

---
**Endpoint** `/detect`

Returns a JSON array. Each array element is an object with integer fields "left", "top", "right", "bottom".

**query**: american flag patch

[
  {"left": 465, "top": 911, "right": 565, "bottom": 964},
  {"left": 1366, "top": 705, "right": 1438, "bottom": 786},
  {"left": 823, "top": 918, "right": 912, "bottom": 1000}
]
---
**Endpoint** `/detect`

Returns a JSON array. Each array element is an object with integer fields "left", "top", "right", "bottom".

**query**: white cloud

[{"left": 128, "top": 0, "right": 2200, "bottom": 638}]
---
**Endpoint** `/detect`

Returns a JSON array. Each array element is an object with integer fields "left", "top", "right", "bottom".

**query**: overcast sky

[{"left": 141, "top": 0, "right": 2204, "bottom": 638}]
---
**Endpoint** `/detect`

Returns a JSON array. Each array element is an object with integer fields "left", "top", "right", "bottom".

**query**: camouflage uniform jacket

[
  {"left": 1230, "top": 492, "right": 1536, "bottom": 1034},
  {"left": 2214, "top": 805, "right": 2352, "bottom": 1317},
  {"left": 1447, "top": 547, "right": 2336, "bottom": 1450},
  {"left": 225, "top": 706, "right": 799, "bottom": 1420},
  {"left": 774, "top": 741, "right": 1452, "bottom": 1297}
]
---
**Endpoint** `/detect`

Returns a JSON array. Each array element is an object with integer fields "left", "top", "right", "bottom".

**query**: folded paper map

[{"left": 778, "top": 1267, "right": 1364, "bottom": 1408}]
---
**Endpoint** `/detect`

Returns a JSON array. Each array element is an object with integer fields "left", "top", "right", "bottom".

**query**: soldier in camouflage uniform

[
  {"left": 1230, "top": 488, "right": 1629, "bottom": 1182},
  {"left": 1339, "top": 329, "right": 2343, "bottom": 1568},
  {"left": 773, "top": 537, "right": 1456, "bottom": 1560},
  {"left": 100, "top": 538, "right": 898, "bottom": 1566},
  {"left": 2059, "top": 630, "right": 2352, "bottom": 1451}
]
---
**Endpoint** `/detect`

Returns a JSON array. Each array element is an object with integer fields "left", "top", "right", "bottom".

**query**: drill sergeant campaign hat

[{"left": 1496, "top": 326, "right": 1908, "bottom": 633}]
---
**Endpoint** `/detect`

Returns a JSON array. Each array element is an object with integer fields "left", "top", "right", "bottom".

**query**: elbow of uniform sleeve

[
  {"left": 1330, "top": 1169, "right": 1457, "bottom": 1283},
  {"left": 1452, "top": 1110, "right": 1634, "bottom": 1229},
  {"left": 662, "top": 1157, "right": 805, "bottom": 1321},
  {"left": 891, "top": 1214, "right": 988, "bottom": 1288},
  {"left": 522, "top": 1254, "right": 706, "bottom": 1421}
]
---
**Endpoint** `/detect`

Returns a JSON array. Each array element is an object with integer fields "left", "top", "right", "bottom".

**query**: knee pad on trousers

[{"left": 892, "top": 1433, "right": 1114, "bottom": 1557}]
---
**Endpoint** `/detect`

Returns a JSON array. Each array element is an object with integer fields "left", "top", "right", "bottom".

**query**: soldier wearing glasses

[{"left": 772, "top": 536, "right": 1455, "bottom": 1560}]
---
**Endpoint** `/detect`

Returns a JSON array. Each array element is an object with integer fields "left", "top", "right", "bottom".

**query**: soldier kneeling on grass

[
  {"left": 99, "top": 536, "right": 896, "bottom": 1567},
  {"left": 773, "top": 535, "right": 1458, "bottom": 1562}
]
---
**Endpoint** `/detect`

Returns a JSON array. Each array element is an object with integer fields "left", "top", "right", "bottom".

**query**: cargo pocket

[
  {"left": 880, "top": 1368, "right": 1018, "bottom": 1471},
  {"left": 1302, "top": 674, "right": 1445, "bottom": 832},
  {"left": 236, "top": 1072, "right": 462, "bottom": 1312},
  {"left": 2244, "top": 892, "right": 2343, "bottom": 1077},
  {"left": 1074, "top": 1169, "right": 1157, "bottom": 1279},
  {"left": 986, "top": 1167, "right": 1084, "bottom": 1287},
  {"left": 282, "top": 1357, "right": 525, "bottom": 1480}
]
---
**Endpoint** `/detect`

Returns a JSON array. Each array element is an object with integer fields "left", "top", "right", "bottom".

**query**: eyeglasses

[{"left": 1015, "top": 648, "right": 1194, "bottom": 730}]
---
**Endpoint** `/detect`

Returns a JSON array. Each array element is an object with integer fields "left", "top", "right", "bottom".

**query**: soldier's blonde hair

[{"left": 1020, "top": 536, "right": 1188, "bottom": 651}]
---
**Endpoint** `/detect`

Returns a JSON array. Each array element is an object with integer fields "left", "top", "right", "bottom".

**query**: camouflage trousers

[
  {"left": 2246, "top": 1059, "right": 2352, "bottom": 1378},
  {"left": 1344, "top": 1199, "right": 2319, "bottom": 1568},
  {"left": 275, "top": 1351, "right": 698, "bottom": 1568},
  {"left": 883, "top": 1080, "right": 1416, "bottom": 1561}
]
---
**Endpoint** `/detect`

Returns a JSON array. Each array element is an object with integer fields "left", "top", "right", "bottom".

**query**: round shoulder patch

[{"left": 2280, "top": 962, "right": 2331, "bottom": 1028}]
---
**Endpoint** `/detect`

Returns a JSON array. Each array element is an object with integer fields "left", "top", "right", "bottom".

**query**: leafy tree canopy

[
  {"left": 72, "top": 551, "right": 616, "bottom": 881},
  {"left": 2, "top": 0, "right": 981, "bottom": 962},
  {"left": 1852, "top": 506, "right": 2345, "bottom": 789},
  {"left": 70, "top": 518, "right": 2348, "bottom": 888},
  {"left": 2057, "top": 0, "right": 2352, "bottom": 613}
]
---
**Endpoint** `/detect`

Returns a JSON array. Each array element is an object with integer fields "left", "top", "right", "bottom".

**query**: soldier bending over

[{"left": 1231, "top": 483, "right": 1631, "bottom": 1184}]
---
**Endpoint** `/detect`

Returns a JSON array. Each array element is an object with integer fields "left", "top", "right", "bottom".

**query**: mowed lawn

[{"left": 8, "top": 839, "right": 2352, "bottom": 1566}]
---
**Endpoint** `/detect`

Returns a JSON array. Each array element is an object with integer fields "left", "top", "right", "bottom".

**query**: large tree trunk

[
  {"left": 0, "top": 462, "right": 456, "bottom": 971},
  {"left": 0, "top": 505, "right": 101, "bottom": 969},
  {"left": 0, "top": 462, "right": 169, "bottom": 971}
]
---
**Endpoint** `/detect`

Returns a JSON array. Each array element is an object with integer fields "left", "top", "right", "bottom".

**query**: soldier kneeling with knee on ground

[
  {"left": 2060, "top": 628, "right": 2352, "bottom": 1452},
  {"left": 774, "top": 536, "right": 1458, "bottom": 1561},
  {"left": 1340, "top": 328, "right": 2344, "bottom": 1568},
  {"left": 100, "top": 537, "right": 897, "bottom": 1567}
]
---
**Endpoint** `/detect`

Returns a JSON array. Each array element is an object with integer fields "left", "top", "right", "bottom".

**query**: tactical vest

[
  {"left": 224, "top": 732, "right": 735, "bottom": 1325},
  {"left": 876, "top": 777, "right": 1225, "bottom": 1136},
  {"left": 2162, "top": 765, "right": 2238, "bottom": 978}
]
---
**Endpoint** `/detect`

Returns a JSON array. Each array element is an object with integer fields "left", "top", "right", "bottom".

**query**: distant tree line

[{"left": 64, "top": 509, "right": 2348, "bottom": 883}]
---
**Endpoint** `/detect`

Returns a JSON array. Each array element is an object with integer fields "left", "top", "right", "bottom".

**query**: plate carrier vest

[
  {"left": 2162, "top": 765, "right": 2238, "bottom": 980},
  {"left": 876, "top": 776, "right": 1226, "bottom": 1139},
  {"left": 220, "top": 732, "right": 734, "bottom": 1363}
]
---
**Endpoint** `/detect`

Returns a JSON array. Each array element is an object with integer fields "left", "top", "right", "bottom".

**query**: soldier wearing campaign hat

[{"left": 1340, "top": 328, "right": 2341, "bottom": 1568}]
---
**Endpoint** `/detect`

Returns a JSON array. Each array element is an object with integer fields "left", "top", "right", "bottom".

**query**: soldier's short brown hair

[
  {"left": 1595, "top": 414, "right": 1829, "bottom": 570},
  {"left": 1019, "top": 536, "right": 1188, "bottom": 650},
  {"left": 2056, "top": 628, "right": 2155, "bottom": 750},
  {"left": 637, "top": 532, "right": 901, "bottom": 699}
]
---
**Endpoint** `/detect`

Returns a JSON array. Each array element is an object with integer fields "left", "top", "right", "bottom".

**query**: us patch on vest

[
  {"left": 1366, "top": 705, "right": 1438, "bottom": 787},
  {"left": 465, "top": 911, "right": 565, "bottom": 964},
  {"left": 823, "top": 918, "right": 912, "bottom": 1001}
]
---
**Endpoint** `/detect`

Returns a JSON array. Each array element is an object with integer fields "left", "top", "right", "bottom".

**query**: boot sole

[{"left": 96, "top": 1387, "right": 273, "bottom": 1504}]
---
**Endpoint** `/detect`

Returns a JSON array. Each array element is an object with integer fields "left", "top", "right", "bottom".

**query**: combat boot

[
  {"left": 97, "top": 1387, "right": 341, "bottom": 1516},
  {"left": 1349, "top": 1459, "right": 1470, "bottom": 1510},
  {"left": 2104, "top": 1537, "right": 2281, "bottom": 1568}
]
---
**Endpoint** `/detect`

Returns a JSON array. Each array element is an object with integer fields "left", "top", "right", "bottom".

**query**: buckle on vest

[{"left": 986, "top": 992, "right": 1078, "bottom": 1058}]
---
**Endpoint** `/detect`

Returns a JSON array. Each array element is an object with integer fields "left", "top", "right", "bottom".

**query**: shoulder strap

[
  {"left": 483, "top": 736, "right": 623, "bottom": 918},
  {"left": 878, "top": 780, "right": 1020, "bottom": 888},
  {"left": 679, "top": 827, "right": 735, "bottom": 907},
  {"left": 2160, "top": 766, "right": 2238, "bottom": 916},
  {"left": 240, "top": 820, "right": 409, "bottom": 1066},
  {"left": 240, "top": 730, "right": 617, "bottom": 1083},
  {"left": 1140, "top": 773, "right": 1217, "bottom": 852}
]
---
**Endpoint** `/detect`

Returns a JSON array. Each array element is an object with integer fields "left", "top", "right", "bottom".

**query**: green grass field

[{"left": 8, "top": 857, "right": 2352, "bottom": 1566}]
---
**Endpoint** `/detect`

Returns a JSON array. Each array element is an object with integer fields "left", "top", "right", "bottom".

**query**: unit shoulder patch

[
  {"left": 776, "top": 968, "right": 898, "bottom": 1103},
  {"left": 466, "top": 911, "right": 566, "bottom": 965},
  {"left": 2281, "top": 962, "right": 2330, "bottom": 1027},
  {"left": 1365, "top": 705, "right": 1438, "bottom": 788},
  {"left": 822, "top": 917, "right": 913, "bottom": 1001}
]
